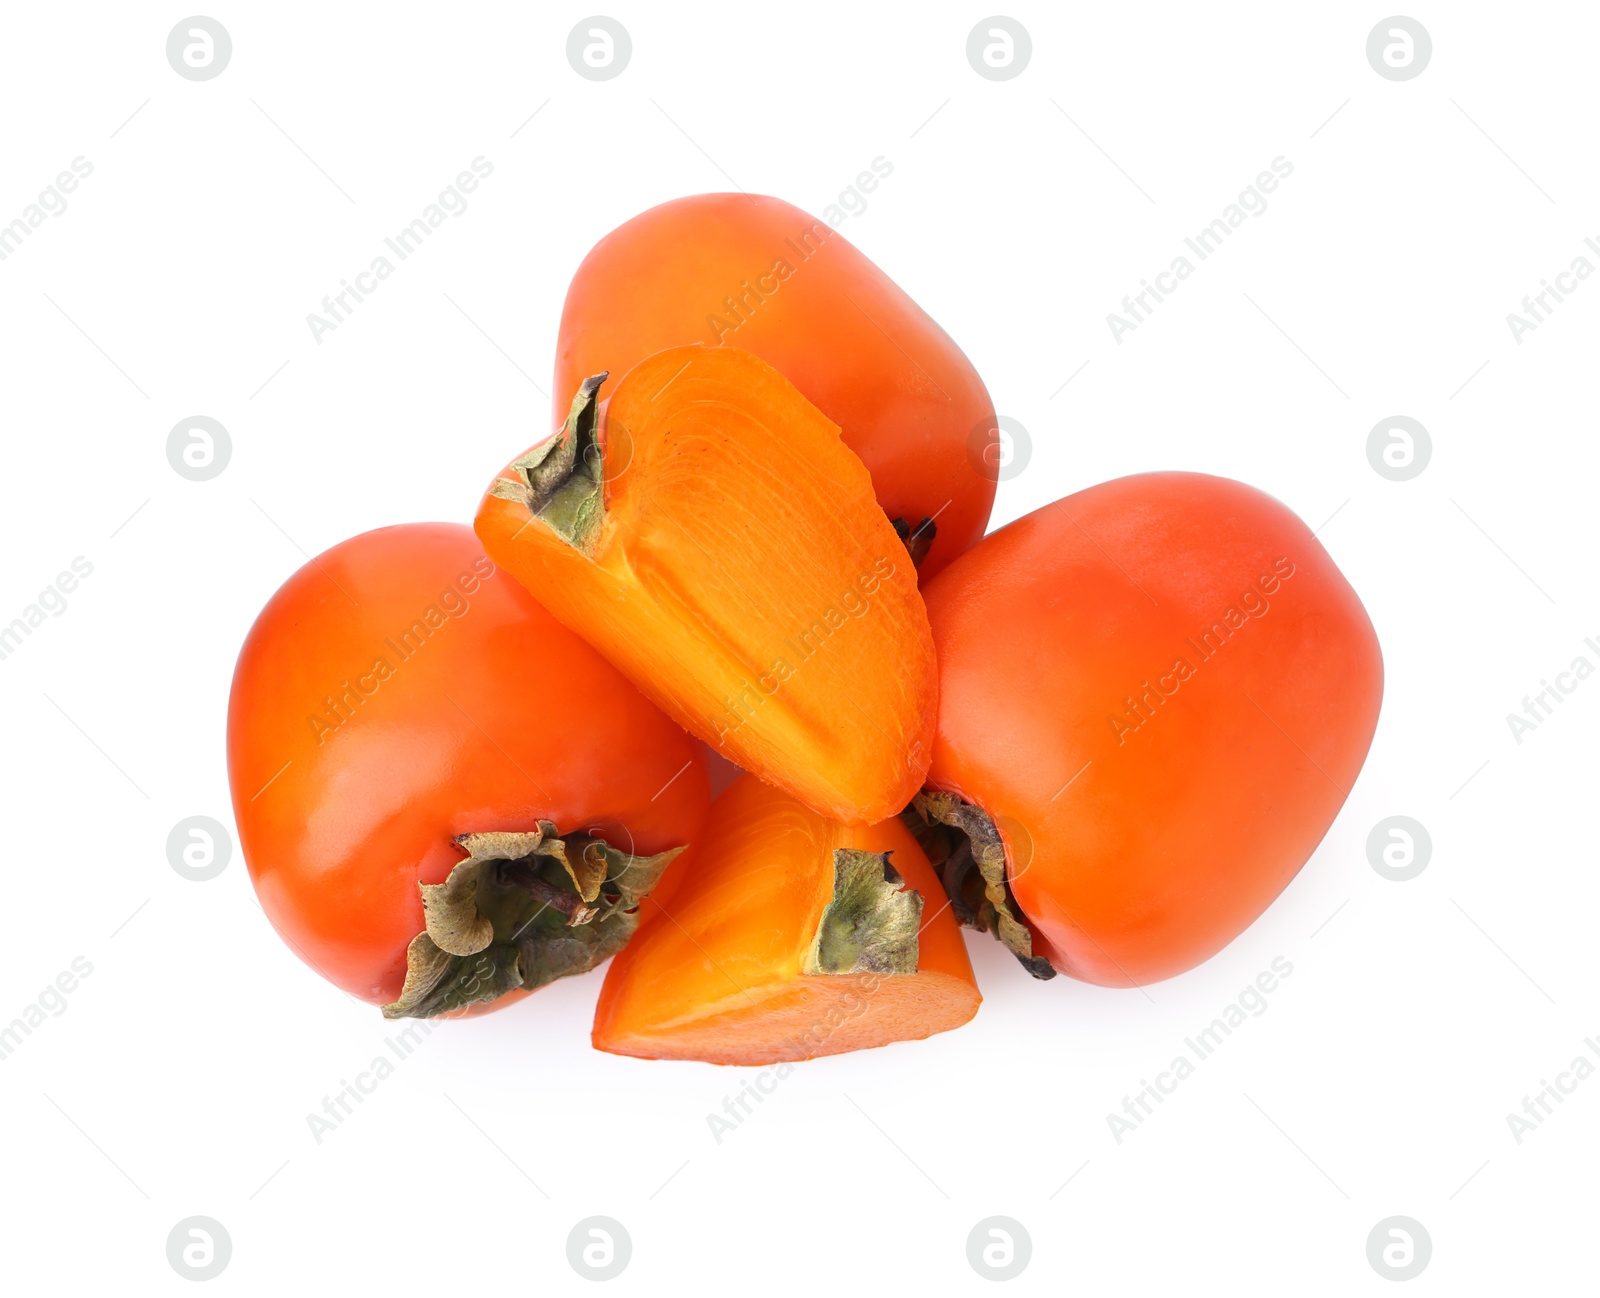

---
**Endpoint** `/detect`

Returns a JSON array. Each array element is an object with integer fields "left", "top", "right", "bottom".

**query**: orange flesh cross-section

[
  {"left": 592, "top": 775, "right": 980, "bottom": 1065},
  {"left": 475, "top": 345, "right": 937, "bottom": 826}
]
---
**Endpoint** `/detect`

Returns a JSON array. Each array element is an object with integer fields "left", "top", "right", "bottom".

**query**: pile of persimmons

[{"left": 228, "top": 195, "right": 1382, "bottom": 1064}]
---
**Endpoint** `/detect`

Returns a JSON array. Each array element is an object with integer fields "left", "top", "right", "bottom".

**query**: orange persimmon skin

[
  {"left": 555, "top": 193, "right": 997, "bottom": 581},
  {"left": 923, "top": 473, "right": 1383, "bottom": 987},
  {"left": 476, "top": 345, "right": 937, "bottom": 826},
  {"left": 593, "top": 774, "right": 979, "bottom": 1064},
  {"left": 226, "top": 523, "right": 709, "bottom": 1011}
]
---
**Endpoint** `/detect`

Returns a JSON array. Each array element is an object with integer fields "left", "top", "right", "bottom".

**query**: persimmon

[
  {"left": 554, "top": 193, "right": 997, "bottom": 579},
  {"left": 911, "top": 473, "right": 1383, "bottom": 987},
  {"left": 592, "top": 773, "right": 979, "bottom": 1064},
  {"left": 226, "top": 523, "right": 709, "bottom": 1018},
  {"left": 475, "top": 344, "right": 937, "bottom": 826}
]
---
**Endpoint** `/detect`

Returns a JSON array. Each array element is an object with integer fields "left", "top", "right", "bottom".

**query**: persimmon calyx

[
  {"left": 383, "top": 821, "right": 683, "bottom": 1019},
  {"left": 489, "top": 372, "right": 610, "bottom": 553},
  {"left": 905, "top": 792, "right": 1055, "bottom": 981},
  {"left": 802, "top": 849, "right": 923, "bottom": 976},
  {"left": 889, "top": 516, "right": 937, "bottom": 568}
]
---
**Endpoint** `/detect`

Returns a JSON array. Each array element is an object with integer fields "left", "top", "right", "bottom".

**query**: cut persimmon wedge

[
  {"left": 592, "top": 774, "right": 980, "bottom": 1065},
  {"left": 475, "top": 344, "right": 937, "bottom": 825}
]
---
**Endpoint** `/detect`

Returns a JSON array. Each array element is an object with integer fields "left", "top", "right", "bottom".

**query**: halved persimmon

[
  {"left": 592, "top": 774, "right": 979, "bottom": 1065},
  {"left": 475, "top": 344, "right": 937, "bottom": 826}
]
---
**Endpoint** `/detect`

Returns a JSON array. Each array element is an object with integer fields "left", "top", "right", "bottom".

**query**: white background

[{"left": 1, "top": 2, "right": 1594, "bottom": 1292}]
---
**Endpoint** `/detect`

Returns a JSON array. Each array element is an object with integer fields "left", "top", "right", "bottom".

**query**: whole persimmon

[
  {"left": 226, "top": 523, "right": 709, "bottom": 1018},
  {"left": 555, "top": 192, "right": 997, "bottom": 579},
  {"left": 912, "top": 473, "right": 1383, "bottom": 986}
]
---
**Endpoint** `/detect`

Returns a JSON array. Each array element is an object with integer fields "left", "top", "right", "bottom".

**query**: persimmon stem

[
  {"left": 903, "top": 792, "right": 1055, "bottom": 980},
  {"left": 488, "top": 374, "right": 609, "bottom": 552},
  {"left": 803, "top": 850, "right": 923, "bottom": 976},
  {"left": 383, "top": 823, "right": 684, "bottom": 1019},
  {"left": 500, "top": 859, "right": 590, "bottom": 919},
  {"left": 890, "top": 515, "right": 937, "bottom": 568},
  {"left": 937, "top": 834, "right": 980, "bottom": 928}
]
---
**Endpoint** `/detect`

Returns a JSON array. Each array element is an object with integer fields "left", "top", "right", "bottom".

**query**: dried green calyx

[
  {"left": 802, "top": 849, "right": 923, "bottom": 976},
  {"left": 903, "top": 792, "right": 1055, "bottom": 980},
  {"left": 383, "top": 822, "right": 683, "bottom": 1019},
  {"left": 889, "top": 516, "right": 937, "bottom": 568},
  {"left": 489, "top": 372, "right": 610, "bottom": 552}
]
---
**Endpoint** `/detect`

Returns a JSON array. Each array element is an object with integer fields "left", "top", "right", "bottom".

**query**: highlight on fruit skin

[
  {"left": 475, "top": 343, "right": 938, "bottom": 827},
  {"left": 915, "top": 472, "right": 1384, "bottom": 987},
  {"left": 554, "top": 191, "right": 998, "bottom": 581},
  {"left": 225, "top": 522, "right": 710, "bottom": 1017},
  {"left": 591, "top": 774, "right": 980, "bottom": 1065}
]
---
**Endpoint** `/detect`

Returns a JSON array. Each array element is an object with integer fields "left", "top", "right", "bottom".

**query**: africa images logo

[
  {"left": 304, "top": 556, "right": 496, "bottom": 745},
  {"left": 0, "top": 158, "right": 94, "bottom": 265},
  {"left": 305, "top": 158, "right": 495, "bottom": 343},
  {"left": 1106, "top": 957, "right": 1294, "bottom": 1143},
  {"left": 1106, "top": 158, "right": 1293, "bottom": 343},
  {"left": 1107, "top": 558, "right": 1296, "bottom": 745},
  {"left": 1505, "top": 636, "right": 1600, "bottom": 744}
]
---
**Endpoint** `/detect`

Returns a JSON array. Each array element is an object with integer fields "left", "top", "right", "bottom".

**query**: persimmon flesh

[
  {"left": 592, "top": 774, "right": 980, "bottom": 1065},
  {"left": 476, "top": 344, "right": 937, "bottom": 826}
]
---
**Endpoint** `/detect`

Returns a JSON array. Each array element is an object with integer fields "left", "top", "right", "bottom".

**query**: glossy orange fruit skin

[
  {"left": 555, "top": 193, "right": 997, "bottom": 580},
  {"left": 226, "top": 523, "right": 709, "bottom": 1010},
  {"left": 923, "top": 473, "right": 1383, "bottom": 987}
]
